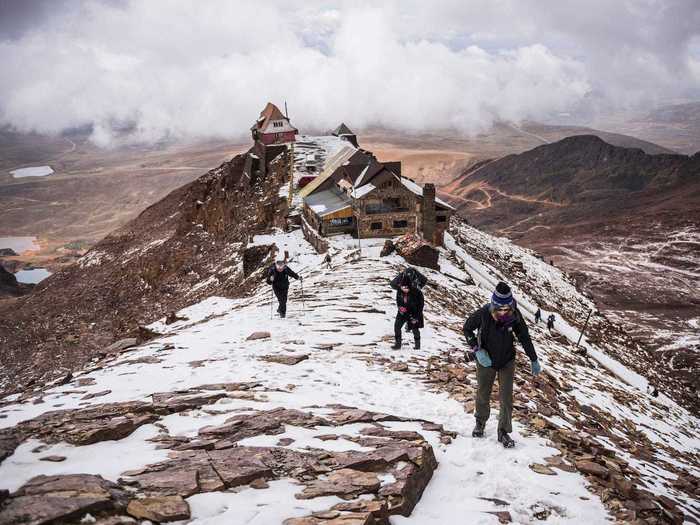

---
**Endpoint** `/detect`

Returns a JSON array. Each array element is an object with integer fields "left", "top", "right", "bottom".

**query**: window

[
  {"left": 366, "top": 198, "right": 406, "bottom": 214},
  {"left": 370, "top": 222, "right": 382, "bottom": 230},
  {"left": 393, "top": 220, "right": 408, "bottom": 228},
  {"left": 383, "top": 198, "right": 401, "bottom": 209},
  {"left": 436, "top": 215, "right": 447, "bottom": 223}
]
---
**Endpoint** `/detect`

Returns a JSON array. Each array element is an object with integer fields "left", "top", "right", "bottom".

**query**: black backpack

[{"left": 404, "top": 268, "right": 427, "bottom": 289}]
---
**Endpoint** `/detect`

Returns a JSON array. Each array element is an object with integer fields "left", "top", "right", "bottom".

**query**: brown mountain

[
  {"left": 0, "top": 149, "right": 289, "bottom": 393},
  {"left": 441, "top": 135, "right": 700, "bottom": 392}
]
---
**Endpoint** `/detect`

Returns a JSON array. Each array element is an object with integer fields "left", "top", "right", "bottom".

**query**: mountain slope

[
  {"left": 0, "top": 223, "right": 698, "bottom": 524},
  {"left": 440, "top": 136, "right": 700, "bottom": 404},
  {"left": 0, "top": 149, "right": 289, "bottom": 393}
]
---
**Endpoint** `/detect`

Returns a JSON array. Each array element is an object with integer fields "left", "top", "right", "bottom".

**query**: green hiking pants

[{"left": 475, "top": 358, "right": 515, "bottom": 433}]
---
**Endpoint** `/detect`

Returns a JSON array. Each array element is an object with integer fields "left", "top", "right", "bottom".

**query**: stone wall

[
  {"left": 356, "top": 180, "right": 418, "bottom": 238},
  {"left": 301, "top": 216, "right": 329, "bottom": 254}
]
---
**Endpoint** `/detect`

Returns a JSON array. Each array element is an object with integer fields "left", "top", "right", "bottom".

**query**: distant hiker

[
  {"left": 324, "top": 252, "right": 332, "bottom": 269},
  {"left": 534, "top": 308, "right": 541, "bottom": 324},
  {"left": 547, "top": 314, "right": 556, "bottom": 332},
  {"left": 392, "top": 276, "right": 424, "bottom": 350},
  {"left": 647, "top": 385, "right": 659, "bottom": 398},
  {"left": 390, "top": 266, "right": 428, "bottom": 292},
  {"left": 266, "top": 260, "right": 301, "bottom": 318},
  {"left": 463, "top": 281, "right": 541, "bottom": 449}
]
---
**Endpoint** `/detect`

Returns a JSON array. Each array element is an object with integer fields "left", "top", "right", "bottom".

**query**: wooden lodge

[
  {"left": 250, "top": 102, "right": 298, "bottom": 145},
  {"left": 301, "top": 141, "right": 454, "bottom": 245}
]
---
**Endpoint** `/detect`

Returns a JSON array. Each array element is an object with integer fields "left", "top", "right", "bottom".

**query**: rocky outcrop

[
  {"left": 0, "top": 149, "right": 291, "bottom": 394},
  {"left": 0, "top": 265, "right": 32, "bottom": 298},
  {"left": 392, "top": 235, "right": 439, "bottom": 270},
  {"left": 0, "top": 402, "right": 443, "bottom": 525},
  {"left": 0, "top": 474, "right": 129, "bottom": 525}
]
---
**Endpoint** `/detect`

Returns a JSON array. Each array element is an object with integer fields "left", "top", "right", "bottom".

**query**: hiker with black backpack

[
  {"left": 391, "top": 275, "right": 424, "bottom": 350},
  {"left": 463, "top": 282, "right": 541, "bottom": 448},
  {"left": 390, "top": 267, "right": 428, "bottom": 292},
  {"left": 266, "top": 260, "right": 301, "bottom": 318},
  {"left": 547, "top": 314, "right": 556, "bottom": 333}
]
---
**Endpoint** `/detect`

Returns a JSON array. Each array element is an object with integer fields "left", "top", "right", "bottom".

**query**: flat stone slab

[
  {"left": 247, "top": 331, "right": 271, "bottom": 341},
  {"left": 0, "top": 474, "right": 128, "bottom": 525},
  {"left": 106, "top": 338, "right": 138, "bottom": 354},
  {"left": 126, "top": 495, "right": 190, "bottom": 522},
  {"left": 297, "top": 469, "right": 380, "bottom": 499},
  {"left": 260, "top": 354, "right": 309, "bottom": 366}
]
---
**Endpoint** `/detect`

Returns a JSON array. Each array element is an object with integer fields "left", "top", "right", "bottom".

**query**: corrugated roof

[
  {"left": 299, "top": 145, "right": 358, "bottom": 198},
  {"left": 305, "top": 188, "right": 352, "bottom": 217},
  {"left": 353, "top": 183, "right": 376, "bottom": 198}
]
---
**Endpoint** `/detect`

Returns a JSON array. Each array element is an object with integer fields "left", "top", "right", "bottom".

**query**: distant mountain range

[{"left": 440, "top": 135, "right": 699, "bottom": 393}]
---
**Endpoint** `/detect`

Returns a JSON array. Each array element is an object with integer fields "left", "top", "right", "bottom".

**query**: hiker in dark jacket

[
  {"left": 547, "top": 314, "right": 555, "bottom": 332},
  {"left": 390, "top": 267, "right": 428, "bottom": 291},
  {"left": 463, "top": 282, "right": 542, "bottom": 448},
  {"left": 266, "top": 260, "right": 300, "bottom": 318},
  {"left": 534, "top": 307, "right": 541, "bottom": 324},
  {"left": 392, "top": 276, "right": 424, "bottom": 350}
]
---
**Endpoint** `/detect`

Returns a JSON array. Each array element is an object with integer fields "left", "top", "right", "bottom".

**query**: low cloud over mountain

[{"left": 0, "top": 0, "right": 698, "bottom": 145}]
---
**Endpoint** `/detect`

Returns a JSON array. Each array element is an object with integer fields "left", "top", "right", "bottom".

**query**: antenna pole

[
  {"left": 285, "top": 101, "right": 289, "bottom": 118},
  {"left": 353, "top": 182, "right": 362, "bottom": 257}
]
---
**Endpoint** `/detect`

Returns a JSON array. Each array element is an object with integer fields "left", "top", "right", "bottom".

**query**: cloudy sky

[{"left": 0, "top": 0, "right": 698, "bottom": 145}]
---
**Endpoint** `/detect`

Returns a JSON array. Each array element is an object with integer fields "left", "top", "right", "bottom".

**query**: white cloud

[{"left": 0, "top": 0, "right": 697, "bottom": 145}]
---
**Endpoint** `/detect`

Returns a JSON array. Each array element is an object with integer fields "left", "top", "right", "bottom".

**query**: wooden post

[{"left": 576, "top": 309, "right": 593, "bottom": 348}]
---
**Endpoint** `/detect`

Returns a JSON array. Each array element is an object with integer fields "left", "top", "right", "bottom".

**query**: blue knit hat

[{"left": 491, "top": 282, "right": 514, "bottom": 308}]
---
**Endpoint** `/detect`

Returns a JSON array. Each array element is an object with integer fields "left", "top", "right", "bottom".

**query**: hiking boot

[
  {"left": 391, "top": 340, "right": 402, "bottom": 350},
  {"left": 498, "top": 429, "right": 515, "bottom": 448},
  {"left": 472, "top": 420, "right": 485, "bottom": 438},
  {"left": 414, "top": 339, "right": 421, "bottom": 350}
]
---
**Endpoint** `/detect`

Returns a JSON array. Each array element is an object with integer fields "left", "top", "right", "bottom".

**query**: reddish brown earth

[
  {"left": 440, "top": 135, "right": 700, "bottom": 398},
  {"left": 0, "top": 148, "right": 289, "bottom": 393}
]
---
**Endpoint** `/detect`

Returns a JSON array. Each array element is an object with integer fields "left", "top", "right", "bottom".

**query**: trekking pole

[
  {"left": 270, "top": 286, "right": 273, "bottom": 319},
  {"left": 576, "top": 309, "right": 593, "bottom": 348}
]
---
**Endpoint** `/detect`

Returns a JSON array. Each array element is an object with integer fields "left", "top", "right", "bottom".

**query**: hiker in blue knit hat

[{"left": 463, "top": 281, "right": 542, "bottom": 448}]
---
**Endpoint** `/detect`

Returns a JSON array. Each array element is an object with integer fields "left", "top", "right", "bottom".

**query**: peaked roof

[
  {"left": 332, "top": 123, "right": 355, "bottom": 136},
  {"left": 399, "top": 177, "right": 455, "bottom": 210},
  {"left": 251, "top": 102, "right": 295, "bottom": 132},
  {"left": 299, "top": 145, "right": 358, "bottom": 198}
]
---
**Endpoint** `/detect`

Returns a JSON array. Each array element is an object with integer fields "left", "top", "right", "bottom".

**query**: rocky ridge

[
  {"left": 0, "top": 148, "right": 290, "bottom": 394},
  {"left": 0, "top": 224, "right": 697, "bottom": 524}
]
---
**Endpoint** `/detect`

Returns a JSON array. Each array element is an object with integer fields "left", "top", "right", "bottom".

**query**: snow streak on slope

[{"left": 1, "top": 227, "right": 698, "bottom": 523}]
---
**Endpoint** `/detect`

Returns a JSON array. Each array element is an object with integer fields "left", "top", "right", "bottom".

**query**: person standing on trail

[
  {"left": 392, "top": 276, "right": 424, "bottom": 350},
  {"left": 547, "top": 314, "right": 555, "bottom": 332},
  {"left": 463, "top": 281, "right": 541, "bottom": 448},
  {"left": 266, "top": 260, "right": 301, "bottom": 318},
  {"left": 534, "top": 307, "right": 541, "bottom": 324}
]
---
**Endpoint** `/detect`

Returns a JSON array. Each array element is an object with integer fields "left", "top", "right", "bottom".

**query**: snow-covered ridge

[{"left": 0, "top": 227, "right": 698, "bottom": 524}]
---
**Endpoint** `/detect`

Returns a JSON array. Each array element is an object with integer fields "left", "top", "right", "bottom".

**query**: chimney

[{"left": 422, "top": 183, "right": 436, "bottom": 244}]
